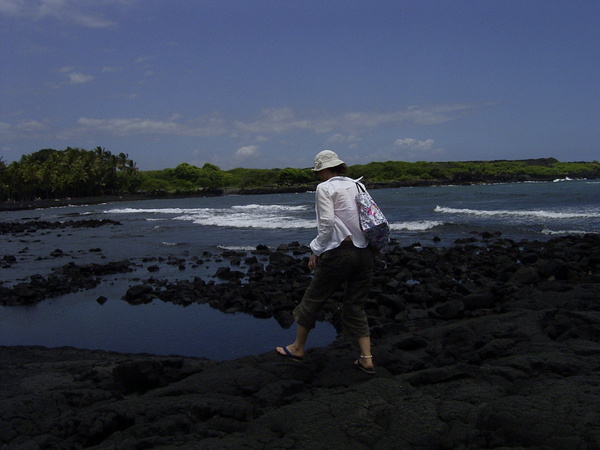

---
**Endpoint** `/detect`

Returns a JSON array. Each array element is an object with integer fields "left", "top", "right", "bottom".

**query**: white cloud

[
  {"left": 340, "top": 104, "right": 472, "bottom": 129},
  {"left": 77, "top": 117, "right": 180, "bottom": 135},
  {"left": 67, "top": 72, "right": 94, "bottom": 84},
  {"left": 235, "top": 145, "right": 259, "bottom": 158},
  {"left": 55, "top": 67, "right": 94, "bottom": 85},
  {"left": 394, "top": 138, "right": 435, "bottom": 151},
  {"left": 234, "top": 104, "right": 475, "bottom": 137},
  {"left": 3, "top": 104, "right": 472, "bottom": 152},
  {"left": 56, "top": 105, "right": 474, "bottom": 142},
  {"left": 0, "top": 0, "right": 117, "bottom": 27},
  {"left": 67, "top": 10, "right": 115, "bottom": 28},
  {"left": 326, "top": 133, "right": 362, "bottom": 148},
  {"left": 0, "top": 121, "right": 11, "bottom": 134},
  {"left": 134, "top": 56, "right": 152, "bottom": 64},
  {"left": 0, "top": 0, "right": 21, "bottom": 15},
  {"left": 75, "top": 114, "right": 227, "bottom": 138},
  {"left": 17, "top": 119, "right": 49, "bottom": 132},
  {"left": 392, "top": 137, "right": 443, "bottom": 160},
  {"left": 234, "top": 107, "right": 312, "bottom": 135},
  {"left": 0, "top": 119, "right": 50, "bottom": 140}
]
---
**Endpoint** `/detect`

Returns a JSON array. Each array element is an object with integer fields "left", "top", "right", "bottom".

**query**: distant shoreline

[{"left": 1, "top": 177, "right": 594, "bottom": 212}]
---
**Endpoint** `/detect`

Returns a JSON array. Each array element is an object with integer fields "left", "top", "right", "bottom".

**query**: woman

[{"left": 276, "top": 150, "right": 376, "bottom": 374}]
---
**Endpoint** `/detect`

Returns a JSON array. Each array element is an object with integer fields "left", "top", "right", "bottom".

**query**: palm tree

[{"left": 0, "top": 158, "right": 8, "bottom": 202}]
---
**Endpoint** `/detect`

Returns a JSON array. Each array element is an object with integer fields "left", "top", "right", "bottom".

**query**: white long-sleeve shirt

[{"left": 309, "top": 176, "right": 368, "bottom": 256}]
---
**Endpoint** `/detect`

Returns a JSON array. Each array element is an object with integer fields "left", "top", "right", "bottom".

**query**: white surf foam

[
  {"left": 435, "top": 206, "right": 599, "bottom": 220},
  {"left": 389, "top": 221, "right": 443, "bottom": 231},
  {"left": 107, "top": 205, "right": 315, "bottom": 229},
  {"left": 540, "top": 228, "right": 589, "bottom": 236}
]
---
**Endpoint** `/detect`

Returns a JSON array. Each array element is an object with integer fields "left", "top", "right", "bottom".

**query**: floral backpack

[{"left": 355, "top": 180, "right": 390, "bottom": 251}]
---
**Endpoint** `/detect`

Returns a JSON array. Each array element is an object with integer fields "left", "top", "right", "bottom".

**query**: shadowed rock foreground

[{"left": 1, "top": 233, "right": 599, "bottom": 449}]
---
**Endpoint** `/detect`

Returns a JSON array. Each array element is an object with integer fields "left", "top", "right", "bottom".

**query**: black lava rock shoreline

[{"left": 1, "top": 233, "right": 600, "bottom": 448}]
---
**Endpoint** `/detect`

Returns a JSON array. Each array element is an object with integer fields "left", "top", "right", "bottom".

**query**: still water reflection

[{"left": 0, "top": 292, "right": 337, "bottom": 361}]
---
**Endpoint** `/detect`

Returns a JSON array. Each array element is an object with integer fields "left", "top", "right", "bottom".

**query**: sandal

[
  {"left": 354, "top": 355, "right": 376, "bottom": 374},
  {"left": 276, "top": 346, "right": 304, "bottom": 362}
]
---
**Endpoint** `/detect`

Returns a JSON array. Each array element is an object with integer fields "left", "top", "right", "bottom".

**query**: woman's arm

[{"left": 310, "top": 185, "right": 335, "bottom": 256}]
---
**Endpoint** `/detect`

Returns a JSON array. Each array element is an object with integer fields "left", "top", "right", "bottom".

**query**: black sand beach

[{"left": 1, "top": 219, "right": 600, "bottom": 448}]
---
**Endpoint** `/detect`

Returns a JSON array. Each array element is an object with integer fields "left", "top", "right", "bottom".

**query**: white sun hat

[{"left": 312, "top": 150, "right": 345, "bottom": 171}]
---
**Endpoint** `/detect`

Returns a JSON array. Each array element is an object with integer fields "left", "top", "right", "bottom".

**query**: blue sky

[{"left": 1, "top": 0, "right": 599, "bottom": 171}]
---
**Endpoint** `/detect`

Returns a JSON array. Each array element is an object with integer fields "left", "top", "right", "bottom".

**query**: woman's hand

[{"left": 308, "top": 253, "right": 319, "bottom": 271}]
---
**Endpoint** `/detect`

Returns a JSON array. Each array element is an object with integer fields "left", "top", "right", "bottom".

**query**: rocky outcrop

[
  {"left": 0, "top": 219, "right": 121, "bottom": 234},
  {"left": 0, "top": 260, "right": 134, "bottom": 306},
  {"left": 1, "top": 233, "right": 599, "bottom": 448}
]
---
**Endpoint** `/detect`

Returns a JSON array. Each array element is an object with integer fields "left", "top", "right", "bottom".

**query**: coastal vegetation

[
  {"left": 1, "top": 147, "right": 599, "bottom": 203},
  {"left": 0, "top": 147, "right": 139, "bottom": 202}
]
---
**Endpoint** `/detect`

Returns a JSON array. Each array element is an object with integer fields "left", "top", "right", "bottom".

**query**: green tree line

[
  {"left": 2, "top": 148, "right": 599, "bottom": 202},
  {"left": 0, "top": 147, "right": 140, "bottom": 202},
  {"left": 346, "top": 158, "right": 600, "bottom": 185},
  {"left": 143, "top": 157, "right": 598, "bottom": 195},
  {"left": 138, "top": 163, "right": 315, "bottom": 195}
]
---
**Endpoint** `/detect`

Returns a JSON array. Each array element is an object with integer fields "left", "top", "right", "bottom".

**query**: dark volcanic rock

[
  {"left": 3, "top": 254, "right": 17, "bottom": 264},
  {"left": 124, "top": 284, "right": 154, "bottom": 304},
  {"left": 0, "top": 218, "right": 122, "bottom": 234},
  {"left": 50, "top": 248, "right": 65, "bottom": 257},
  {"left": 0, "top": 260, "right": 134, "bottom": 306},
  {"left": 1, "top": 234, "right": 599, "bottom": 448}
]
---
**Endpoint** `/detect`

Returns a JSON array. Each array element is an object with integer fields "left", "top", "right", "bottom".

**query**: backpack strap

[{"left": 353, "top": 176, "right": 366, "bottom": 194}]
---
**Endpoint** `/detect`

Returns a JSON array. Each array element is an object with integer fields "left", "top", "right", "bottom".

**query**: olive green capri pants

[{"left": 293, "top": 241, "right": 375, "bottom": 338}]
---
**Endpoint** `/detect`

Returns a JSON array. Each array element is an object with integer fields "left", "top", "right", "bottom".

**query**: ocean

[{"left": 1, "top": 179, "right": 599, "bottom": 360}]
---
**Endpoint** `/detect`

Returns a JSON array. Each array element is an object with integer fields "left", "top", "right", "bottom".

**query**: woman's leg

[
  {"left": 277, "top": 247, "right": 351, "bottom": 358},
  {"left": 276, "top": 324, "right": 310, "bottom": 359},
  {"left": 291, "top": 249, "right": 352, "bottom": 330},
  {"left": 342, "top": 248, "right": 375, "bottom": 369},
  {"left": 357, "top": 335, "right": 374, "bottom": 370}
]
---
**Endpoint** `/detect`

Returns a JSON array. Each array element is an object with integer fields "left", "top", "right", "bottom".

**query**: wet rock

[
  {"left": 268, "top": 251, "right": 297, "bottom": 269},
  {"left": 125, "top": 284, "right": 154, "bottom": 304},
  {"left": 253, "top": 244, "right": 271, "bottom": 254},
  {"left": 0, "top": 219, "right": 121, "bottom": 234},
  {"left": 214, "top": 266, "right": 245, "bottom": 280},
  {"left": 0, "top": 260, "right": 133, "bottom": 305},
  {"left": 10, "top": 284, "right": 39, "bottom": 302},
  {"left": 2, "top": 254, "right": 17, "bottom": 263}
]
